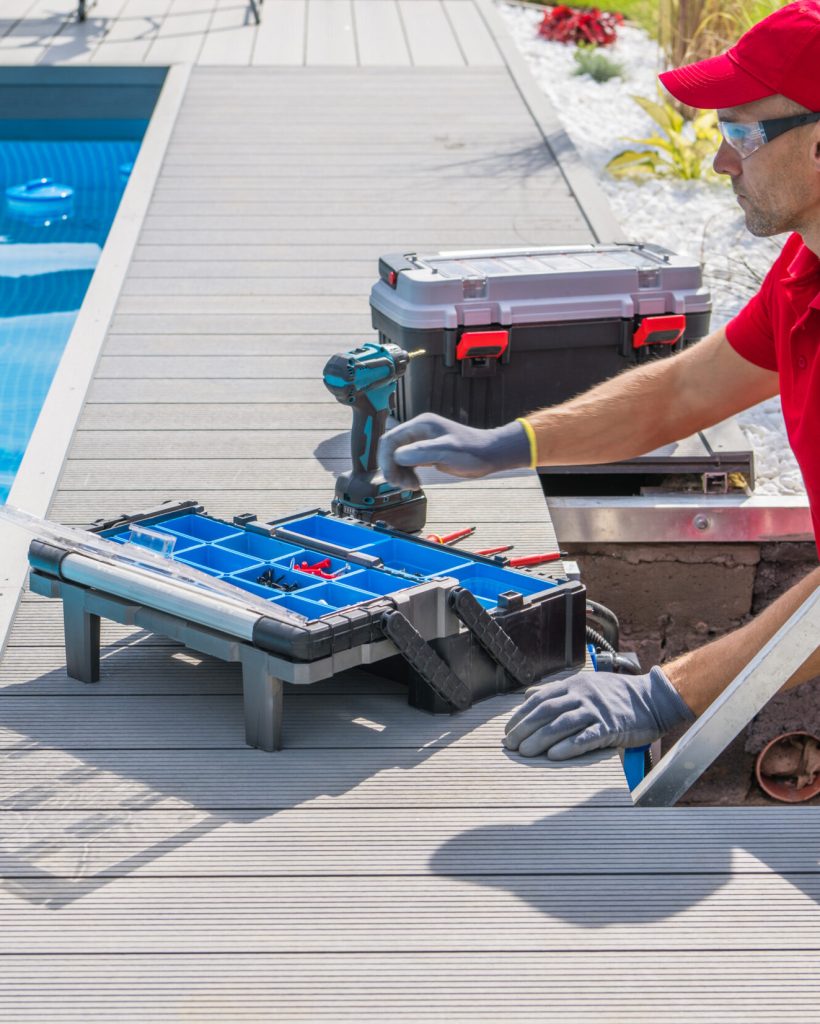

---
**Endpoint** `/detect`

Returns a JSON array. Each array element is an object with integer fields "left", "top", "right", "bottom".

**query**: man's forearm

[
  {"left": 526, "top": 357, "right": 683, "bottom": 466},
  {"left": 665, "top": 566, "right": 820, "bottom": 716},
  {"left": 524, "top": 327, "right": 779, "bottom": 467}
]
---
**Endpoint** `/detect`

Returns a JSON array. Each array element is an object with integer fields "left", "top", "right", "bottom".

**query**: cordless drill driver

[{"left": 323, "top": 341, "right": 427, "bottom": 533}]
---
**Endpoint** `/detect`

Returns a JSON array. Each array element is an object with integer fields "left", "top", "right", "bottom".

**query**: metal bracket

[{"left": 633, "top": 588, "right": 820, "bottom": 807}]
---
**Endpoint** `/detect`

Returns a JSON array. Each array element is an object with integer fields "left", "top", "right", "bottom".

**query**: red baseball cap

[{"left": 659, "top": 1, "right": 820, "bottom": 111}]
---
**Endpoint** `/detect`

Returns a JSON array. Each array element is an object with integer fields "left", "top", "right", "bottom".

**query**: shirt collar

[{"left": 784, "top": 239, "right": 820, "bottom": 310}]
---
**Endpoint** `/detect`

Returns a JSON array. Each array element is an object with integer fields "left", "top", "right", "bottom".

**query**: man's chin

[{"left": 743, "top": 212, "right": 782, "bottom": 238}]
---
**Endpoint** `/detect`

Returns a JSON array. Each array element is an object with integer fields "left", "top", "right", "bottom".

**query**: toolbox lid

[{"left": 371, "top": 243, "right": 711, "bottom": 331}]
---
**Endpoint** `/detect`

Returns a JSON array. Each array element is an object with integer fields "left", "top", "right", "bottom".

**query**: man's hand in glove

[
  {"left": 378, "top": 412, "right": 533, "bottom": 492},
  {"left": 503, "top": 666, "right": 695, "bottom": 760}
]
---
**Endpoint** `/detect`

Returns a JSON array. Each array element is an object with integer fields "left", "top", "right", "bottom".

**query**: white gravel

[{"left": 497, "top": 2, "right": 805, "bottom": 495}]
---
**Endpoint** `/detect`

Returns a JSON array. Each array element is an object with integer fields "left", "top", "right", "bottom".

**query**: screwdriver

[{"left": 507, "top": 551, "right": 567, "bottom": 567}]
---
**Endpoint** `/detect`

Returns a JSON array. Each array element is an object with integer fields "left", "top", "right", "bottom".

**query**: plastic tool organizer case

[
  {"left": 28, "top": 502, "right": 586, "bottom": 751},
  {"left": 370, "top": 242, "right": 712, "bottom": 428}
]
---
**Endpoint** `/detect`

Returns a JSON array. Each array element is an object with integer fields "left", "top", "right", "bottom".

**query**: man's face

[{"left": 714, "top": 94, "right": 820, "bottom": 238}]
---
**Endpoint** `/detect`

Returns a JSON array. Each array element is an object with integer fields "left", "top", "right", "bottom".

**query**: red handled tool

[
  {"left": 426, "top": 527, "right": 476, "bottom": 545},
  {"left": 292, "top": 558, "right": 344, "bottom": 580},
  {"left": 507, "top": 551, "right": 567, "bottom": 567},
  {"left": 474, "top": 545, "right": 515, "bottom": 556}
]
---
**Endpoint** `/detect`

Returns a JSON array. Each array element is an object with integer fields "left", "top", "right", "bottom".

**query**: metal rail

[{"left": 548, "top": 495, "right": 813, "bottom": 544}]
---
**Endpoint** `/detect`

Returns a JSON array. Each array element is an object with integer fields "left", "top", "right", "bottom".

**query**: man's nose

[{"left": 713, "top": 138, "right": 742, "bottom": 178}]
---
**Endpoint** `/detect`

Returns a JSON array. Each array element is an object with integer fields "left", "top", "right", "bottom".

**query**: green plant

[
  {"left": 659, "top": 0, "right": 792, "bottom": 69},
  {"left": 606, "top": 93, "right": 723, "bottom": 180},
  {"left": 572, "top": 43, "right": 625, "bottom": 82}
]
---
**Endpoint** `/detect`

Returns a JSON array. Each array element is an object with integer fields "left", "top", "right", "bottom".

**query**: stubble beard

[{"left": 740, "top": 194, "right": 791, "bottom": 237}]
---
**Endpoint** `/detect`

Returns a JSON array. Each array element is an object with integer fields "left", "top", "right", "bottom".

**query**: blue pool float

[{"left": 6, "top": 177, "right": 75, "bottom": 218}]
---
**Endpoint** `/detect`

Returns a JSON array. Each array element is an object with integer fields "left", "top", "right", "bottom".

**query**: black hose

[
  {"left": 586, "top": 625, "right": 616, "bottom": 655},
  {"left": 585, "top": 599, "right": 620, "bottom": 649}
]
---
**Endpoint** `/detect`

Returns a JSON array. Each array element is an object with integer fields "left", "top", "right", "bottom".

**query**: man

[{"left": 378, "top": 2, "right": 820, "bottom": 761}]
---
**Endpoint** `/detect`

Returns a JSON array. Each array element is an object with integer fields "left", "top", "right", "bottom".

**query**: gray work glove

[
  {"left": 378, "top": 412, "right": 532, "bottom": 492},
  {"left": 503, "top": 666, "right": 695, "bottom": 760}
]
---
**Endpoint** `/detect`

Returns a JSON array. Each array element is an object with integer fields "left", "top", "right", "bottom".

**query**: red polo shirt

[{"left": 725, "top": 232, "right": 820, "bottom": 554}]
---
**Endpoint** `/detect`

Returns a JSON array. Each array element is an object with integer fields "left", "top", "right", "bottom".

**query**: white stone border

[{"left": 0, "top": 62, "right": 192, "bottom": 655}]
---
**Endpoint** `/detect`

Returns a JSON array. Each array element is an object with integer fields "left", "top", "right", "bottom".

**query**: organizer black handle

[
  {"left": 380, "top": 609, "right": 472, "bottom": 711},
  {"left": 448, "top": 586, "right": 536, "bottom": 688}
]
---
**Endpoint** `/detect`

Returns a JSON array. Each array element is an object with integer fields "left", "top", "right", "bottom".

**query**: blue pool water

[{"left": 0, "top": 137, "right": 141, "bottom": 502}]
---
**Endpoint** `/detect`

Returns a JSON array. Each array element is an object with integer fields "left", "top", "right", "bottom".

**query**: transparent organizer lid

[{"left": 414, "top": 244, "right": 669, "bottom": 280}]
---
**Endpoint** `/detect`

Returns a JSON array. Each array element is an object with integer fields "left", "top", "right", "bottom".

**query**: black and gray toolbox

[
  {"left": 28, "top": 501, "right": 586, "bottom": 750},
  {"left": 370, "top": 242, "right": 712, "bottom": 428}
]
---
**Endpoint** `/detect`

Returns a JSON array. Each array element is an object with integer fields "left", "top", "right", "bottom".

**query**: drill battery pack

[
  {"left": 28, "top": 501, "right": 586, "bottom": 750},
  {"left": 370, "top": 242, "right": 711, "bottom": 429}
]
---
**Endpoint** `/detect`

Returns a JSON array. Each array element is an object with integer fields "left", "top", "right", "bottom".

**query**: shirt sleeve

[{"left": 724, "top": 238, "right": 796, "bottom": 373}]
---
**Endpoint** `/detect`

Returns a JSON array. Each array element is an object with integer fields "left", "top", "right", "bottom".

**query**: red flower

[{"left": 538, "top": 4, "right": 623, "bottom": 47}]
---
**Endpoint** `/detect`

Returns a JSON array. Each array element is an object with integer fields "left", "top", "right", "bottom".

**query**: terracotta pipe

[{"left": 755, "top": 731, "right": 820, "bottom": 803}]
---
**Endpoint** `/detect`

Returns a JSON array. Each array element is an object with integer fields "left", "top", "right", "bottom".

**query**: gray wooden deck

[
  {"left": 1, "top": 0, "right": 506, "bottom": 67},
  {"left": 2, "top": 4, "right": 820, "bottom": 1022}
]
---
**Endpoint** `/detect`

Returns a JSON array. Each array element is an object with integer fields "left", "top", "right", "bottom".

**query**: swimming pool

[{"left": 0, "top": 136, "right": 141, "bottom": 502}]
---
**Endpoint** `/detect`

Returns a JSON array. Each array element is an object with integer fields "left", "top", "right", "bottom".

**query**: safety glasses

[{"left": 719, "top": 111, "right": 820, "bottom": 159}]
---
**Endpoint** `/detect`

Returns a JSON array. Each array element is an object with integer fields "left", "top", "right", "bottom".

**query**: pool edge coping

[{"left": 0, "top": 62, "right": 192, "bottom": 655}]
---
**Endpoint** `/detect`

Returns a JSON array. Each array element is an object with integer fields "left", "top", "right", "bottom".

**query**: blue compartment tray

[{"left": 99, "top": 507, "right": 555, "bottom": 621}]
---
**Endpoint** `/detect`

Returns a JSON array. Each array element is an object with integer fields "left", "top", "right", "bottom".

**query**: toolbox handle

[
  {"left": 449, "top": 586, "right": 536, "bottom": 687},
  {"left": 632, "top": 315, "right": 686, "bottom": 349},
  {"left": 380, "top": 609, "right": 472, "bottom": 711},
  {"left": 456, "top": 329, "right": 509, "bottom": 361},
  {"left": 271, "top": 527, "right": 383, "bottom": 568}
]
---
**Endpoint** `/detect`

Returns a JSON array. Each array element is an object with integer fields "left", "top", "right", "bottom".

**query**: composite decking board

[
  {"left": 3, "top": 874, "right": 820, "bottom": 954},
  {"left": 399, "top": 0, "right": 465, "bottom": 65},
  {"left": 130, "top": 237, "right": 594, "bottom": 261},
  {"left": 197, "top": 0, "right": 256, "bottom": 66},
  {"left": 78, "top": 403, "right": 355, "bottom": 427},
  {"left": 137, "top": 214, "right": 565, "bottom": 232},
  {"left": 0, "top": 0, "right": 73, "bottom": 64},
  {"left": 142, "top": 0, "right": 214, "bottom": 65},
  {"left": 251, "top": 0, "right": 305, "bottom": 66},
  {"left": 305, "top": 0, "right": 357, "bottom": 66},
  {"left": 44, "top": 505, "right": 561, "bottom": 551},
  {"left": 87, "top": 377, "right": 362, "bottom": 402},
  {"left": 112, "top": 298, "right": 384, "bottom": 317},
  {"left": 118, "top": 279, "right": 382, "bottom": 297},
  {"left": 39, "top": 0, "right": 129, "bottom": 65},
  {"left": 100, "top": 337, "right": 368, "bottom": 355},
  {"left": 1, "top": 961, "right": 820, "bottom": 1024},
  {"left": 123, "top": 262, "right": 383, "bottom": 278},
  {"left": 353, "top": 0, "right": 411, "bottom": 67},
  {"left": 69, "top": 429, "right": 540, "bottom": 459},
  {"left": 0, "top": 693, "right": 559, "bottom": 751},
  {"left": 443, "top": 0, "right": 504, "bottom": 65},
  {"left": 1, "top": 806, "right": 820, "bottom": 877},
  {"left": 57, "top": 464, "right": 543, "bottom": 492},
  {"left": 90, "top": 0, "right": 173, "bottom": 64},
  {"left": 0, "top": 747, "right": 625, "bottom": 809}
]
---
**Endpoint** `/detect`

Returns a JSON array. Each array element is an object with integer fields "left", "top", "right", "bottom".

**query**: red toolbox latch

[
  {"left": 633, "top": 314, "right": 686, "bottom": 349},
  {"left": 456, "top": 329, "right": 509, "bottom": 360}
]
